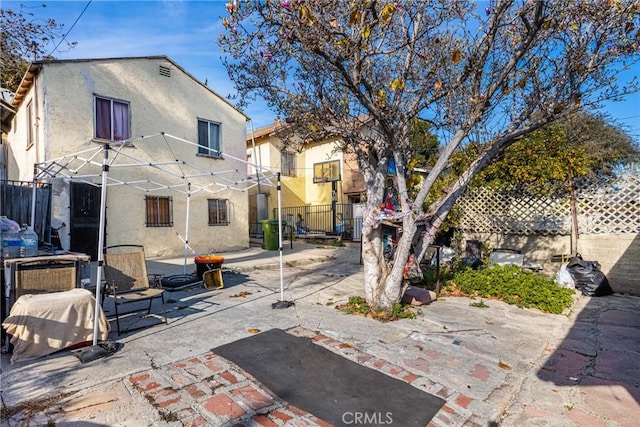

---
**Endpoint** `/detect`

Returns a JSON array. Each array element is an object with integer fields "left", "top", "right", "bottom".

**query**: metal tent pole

[
  {"left": 272, "top": 172, "right": 293, "bottom": 309},
  {"left": 30, "top": 164, "right": 38, "bottom": 229},
  {"left": 92, "top": 144, "right": 109, "bottom": 346},
  {"left": 183, "top": 183, "right": 191, "bottom": 275}
]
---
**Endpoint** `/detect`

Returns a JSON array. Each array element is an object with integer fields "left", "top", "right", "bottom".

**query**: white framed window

[
  {"left": 198, "top": 119, "right": 221, "bottom": 157},
  {"left": 208, "top": 199, "right": 229, "bottom": 225},
  {"left": 281, "top": 151, "right": 296, "bottom": 176},
  {"left": 94, "top": 95, "right": 130, "bottom": 141}
]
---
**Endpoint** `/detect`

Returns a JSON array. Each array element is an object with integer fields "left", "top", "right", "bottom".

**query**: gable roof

[{"left": 10, "top": 55, "right": 249, "bottom": 120}]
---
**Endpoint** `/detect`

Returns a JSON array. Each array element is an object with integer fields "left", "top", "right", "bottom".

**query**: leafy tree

[
  {"left": 462, "top": 113, "right": 639, "bottom": 194},
  {"left": 219, "top": 0, "right": 640, "bottom": 310},
  {"left": 1, "top": 4, "right": 75, "bottom": 92}
]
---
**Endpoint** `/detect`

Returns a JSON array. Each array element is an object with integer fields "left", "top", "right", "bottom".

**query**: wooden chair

[
  {"left": 103, "top": 245, "right": 166, "bottom": 335},
  {"left": 15, "top": 259, "right": 78, "bottom": 298}
]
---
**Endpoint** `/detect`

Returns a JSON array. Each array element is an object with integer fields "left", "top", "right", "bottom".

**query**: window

[
  {"left": 145, "top": 196, "right": 173, "bottom": 227},
  {"left": 281, "top": 151, "right": 296, "bottom": 176},
  {"left": 247, "top": 153, "right": 256, "bottom": 177},
  {"left": 26, "top": 100, "right": 34, "bottom": 148},
  {"left": 208, "top": 199, "right": 229, "bottom": 225},
  {"left": 198, "top": 119, "right": 221, "bottom": 156},
  {"left": 95, "top": 96, "right": 130, "bottom": 141}
]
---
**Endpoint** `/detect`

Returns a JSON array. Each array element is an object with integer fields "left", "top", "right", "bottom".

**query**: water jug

[
  {"left": 20, "top": 226, "right": 39, "bottom": 257},
  {"left": 2, "top": 229, "right": 21, "bottom": 259}
]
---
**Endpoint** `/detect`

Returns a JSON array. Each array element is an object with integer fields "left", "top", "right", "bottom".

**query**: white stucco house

[{"left": 5, "top": 56, "right": 250, "bottom": 259}]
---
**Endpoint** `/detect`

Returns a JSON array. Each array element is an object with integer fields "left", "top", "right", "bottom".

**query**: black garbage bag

[{"left": 566, "top": 254, "right": 614, "bottom": 297}]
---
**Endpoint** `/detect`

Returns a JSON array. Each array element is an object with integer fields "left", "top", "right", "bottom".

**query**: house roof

[
  {"left": 247, "top": 119, "right": 292, "bottom": 144},
  {"left": 247, "top": 115, "right": 375, "bottom": 147},
  {"left": 10, "top": 56, "right": 249, "bottom": 120}
]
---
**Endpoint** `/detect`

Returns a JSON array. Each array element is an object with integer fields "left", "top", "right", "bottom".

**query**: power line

[{"left": 46, "top": 0, "right": 92, "bottom": 58}]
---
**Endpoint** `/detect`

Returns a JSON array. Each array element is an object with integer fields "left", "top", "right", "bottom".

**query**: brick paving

[{"left": 128, "top": 326, "right": 473, "bottom": 426}]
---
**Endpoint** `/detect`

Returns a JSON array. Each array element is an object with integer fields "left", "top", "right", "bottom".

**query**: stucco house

[
  {"left": 246, "top": 120, "right": 365, "bottom": 236},
  {"left": 5, "top": 56, "right": 250, "bottom": 259}
]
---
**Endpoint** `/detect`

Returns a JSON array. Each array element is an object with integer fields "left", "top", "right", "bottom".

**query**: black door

[{"left": 70, "top": 183, "right": 102, "bottom": 260}]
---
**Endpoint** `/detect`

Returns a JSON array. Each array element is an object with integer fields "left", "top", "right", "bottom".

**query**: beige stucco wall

[
  {"left": 6, "top": 84, "right": 39, "bottom": 181},
  {"left": 303, "top": 138, "right": 344, "bottom": 204},
  {"left": 9, "top": 57, "right": 249, "bottom": 256},
  {"left": 462, "top": 232, "right": 639, "bottom": 295}
]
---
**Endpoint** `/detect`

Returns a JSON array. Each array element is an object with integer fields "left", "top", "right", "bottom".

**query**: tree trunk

[{"left": 361, "top": 200, "right": 413, "bottom": 311}]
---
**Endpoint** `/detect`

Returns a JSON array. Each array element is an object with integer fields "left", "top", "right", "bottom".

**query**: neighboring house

[
  {"left": 6, "top": 56, "right": 250, "bottom": 259},
  {"left": 246, "top": 120, "right": 365, "bottom": 234}
]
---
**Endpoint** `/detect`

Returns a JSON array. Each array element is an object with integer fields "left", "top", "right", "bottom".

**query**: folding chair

[
  {"left": 103, "top": 245, "right": 166, "bottom": 335},
  {"left": 15, "top": 259, "right": 78, "bottom": 298}
]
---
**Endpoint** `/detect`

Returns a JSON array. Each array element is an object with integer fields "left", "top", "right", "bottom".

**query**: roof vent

[{"left": 159, "top": 65, "right": 171, "bottom": 78}]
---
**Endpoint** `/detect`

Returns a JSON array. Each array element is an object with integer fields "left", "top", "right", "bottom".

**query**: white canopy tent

[{"left": 30, "top": 132, "right": 288, "bottom": 345}]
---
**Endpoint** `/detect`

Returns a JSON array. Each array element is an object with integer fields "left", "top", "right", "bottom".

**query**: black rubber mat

[{"left": 212, "top": 328, "right": 445, "bottom": 426}]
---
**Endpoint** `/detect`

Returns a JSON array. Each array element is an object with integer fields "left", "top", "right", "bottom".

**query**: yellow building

[{"left": 246, "top": 120, "right": 365, "bottom": 237}]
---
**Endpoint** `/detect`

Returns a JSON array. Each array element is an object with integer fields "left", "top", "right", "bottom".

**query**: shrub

[{"left": 451, "top": 264, "right": 575, "bottom": 314}]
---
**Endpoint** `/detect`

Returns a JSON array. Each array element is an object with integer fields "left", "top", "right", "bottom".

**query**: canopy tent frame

[{"left": 29, "top": 132, "right": 288, "bottom": 345}]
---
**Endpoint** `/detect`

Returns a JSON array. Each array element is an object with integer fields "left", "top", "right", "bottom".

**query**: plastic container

[
  {"left": 20, "top": 226, "right": 39, "bottom": 257},
  {"left": 2, "top": 229, "right": 21, "bottom": 259},
  {"left": 194, "top": 254, "right": 225, "bottom": 279},
  {"left": 261, "top": 219, "right": 286, "bottom": 251}
]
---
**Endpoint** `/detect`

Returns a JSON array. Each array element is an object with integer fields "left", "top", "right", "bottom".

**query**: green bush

[{"left": 452, "top": 264, "right": 575, "bottom": 314}]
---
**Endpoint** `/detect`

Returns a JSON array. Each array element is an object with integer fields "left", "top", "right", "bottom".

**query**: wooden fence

[{"left": 0, "top": 180, "right": 52, "bottom": 241}]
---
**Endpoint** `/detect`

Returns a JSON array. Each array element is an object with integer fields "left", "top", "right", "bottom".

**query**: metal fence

[{"left": 248, "top": 203, "right": 363, "bottom": 240}]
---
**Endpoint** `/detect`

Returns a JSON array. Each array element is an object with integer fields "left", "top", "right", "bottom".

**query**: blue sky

[{"left": 3, "top": 0, "right": 640, "bottom": 138}]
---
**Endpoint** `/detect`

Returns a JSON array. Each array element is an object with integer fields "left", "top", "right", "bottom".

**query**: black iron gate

[{"left": 70, "top": 182, "right": 102, "bottom": 260}]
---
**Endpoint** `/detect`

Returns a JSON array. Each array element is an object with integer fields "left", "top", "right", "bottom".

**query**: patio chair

[
  {"left": 15, "top": 259, "right": 78, "bottom": 298},
  {"left": 103, "top": 245, "right": 166, "bottom": 335}
]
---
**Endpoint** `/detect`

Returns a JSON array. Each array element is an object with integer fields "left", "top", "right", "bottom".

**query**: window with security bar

[
  {"left": 145, "top": 196, "right": 173, "bottom": 227},
  {"left": 208, "top": 199, "right": 229, "bottom": 226}
]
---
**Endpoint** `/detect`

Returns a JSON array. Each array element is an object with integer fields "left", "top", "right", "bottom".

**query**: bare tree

[
  {"left": 1, "top": 4, "right": 75, "bottom": 92},
  {"left": 219, "top": 0, "right": 640, "bottom": 310}
]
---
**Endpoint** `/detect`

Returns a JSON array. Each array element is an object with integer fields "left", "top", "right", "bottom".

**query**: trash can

[
  {"left": 261, "top": 219, "right": 286, "bottom": 250},
  {"left": 194, "top": 254, "right": 225, "bottom": 279}
]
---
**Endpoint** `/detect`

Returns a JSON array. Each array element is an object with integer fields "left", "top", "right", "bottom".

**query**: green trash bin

[{"left": 261, "top": 219, "right": 286, "bottom": 250}]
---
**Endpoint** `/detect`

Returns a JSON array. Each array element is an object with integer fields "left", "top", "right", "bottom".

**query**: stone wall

[{"left": 461, "top": 232, "right": 639, "bottom": 295}]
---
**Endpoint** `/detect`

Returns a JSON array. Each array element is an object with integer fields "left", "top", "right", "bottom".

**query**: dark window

[
  {"left": 208, "top": 199, "right": 229, "bottom": 225},
  {"left": 197, "top": 119, "right": 221, "bottom": 156},
  {"left": 95, "top": 96, "right": 130, "bottom": 141},
  {"left": 145, "top": 196, "right": 173, "bottom": 227},
  {"left": 281, "top": 151, "right": 296, "bottom": 176},
  {"left": 27, "top": 100, "right": 34, "bottom": 148}
]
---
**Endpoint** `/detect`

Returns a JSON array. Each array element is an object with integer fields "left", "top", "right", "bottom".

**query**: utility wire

[{"left": 46, "top": 0, "right": 92, "bottom": 58}]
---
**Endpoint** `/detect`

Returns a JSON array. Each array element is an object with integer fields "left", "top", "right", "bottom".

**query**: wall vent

[{"left": 159, "top": 65, "right": 171, "bottom": 78}]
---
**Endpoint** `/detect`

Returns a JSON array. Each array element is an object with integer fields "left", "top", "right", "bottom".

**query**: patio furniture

[
  {"left": 103, "top": 245, "right": 166, "bottom": 335},
  {"left": 14, "top": 258, "right": 78, "bottom": 298}
]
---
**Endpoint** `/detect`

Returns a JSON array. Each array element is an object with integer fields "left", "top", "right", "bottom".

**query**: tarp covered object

[{"left": 2, "top": 289, "right": 110, "bottom": 363}]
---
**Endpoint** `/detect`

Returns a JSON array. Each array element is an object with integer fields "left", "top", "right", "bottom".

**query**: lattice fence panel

[
  {"left": 575, "top": 173, "right": 639, "bottom": 233},
  {"left": 457, "top": 171, "right": 639, "bottom": 235}
]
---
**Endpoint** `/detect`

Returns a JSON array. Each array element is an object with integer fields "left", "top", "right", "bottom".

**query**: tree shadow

[{"left": 536, "top": 233, "right": 640, "bottom": 422}]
